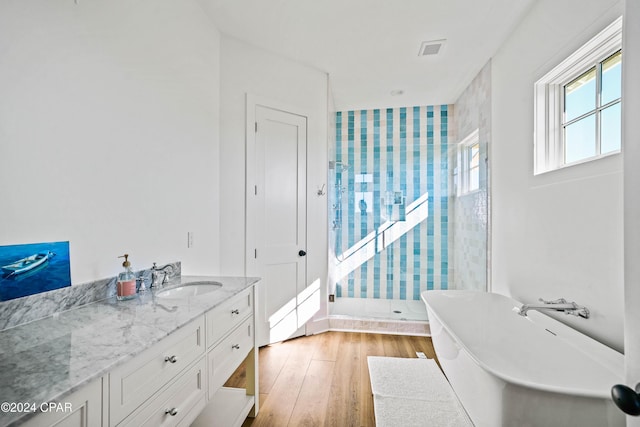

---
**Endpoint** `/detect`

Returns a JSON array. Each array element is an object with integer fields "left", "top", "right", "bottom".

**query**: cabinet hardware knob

[
  {"left": 165, "top": 408, "right": 178, "bottom": 416},
  {"left": 298, "top": 250, "right": 307, "bottom": 256},
  {"left": 164, "top": 355, "right": 178, "bottom": 363},
  {"left": 231, "top": 309, "right": 240, "bottom": 315},
  {"left": 232, "top": 344, "right": 240, "bottom": 350}
]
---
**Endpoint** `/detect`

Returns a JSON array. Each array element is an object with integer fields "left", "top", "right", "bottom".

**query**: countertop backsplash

[{"left": 0, "top": 261, "right": 181, "bottom": 331}]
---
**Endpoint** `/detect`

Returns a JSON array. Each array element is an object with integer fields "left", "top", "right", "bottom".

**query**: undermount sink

[{"left": 156, "top": 281, "right": 222, "bottom": 299}]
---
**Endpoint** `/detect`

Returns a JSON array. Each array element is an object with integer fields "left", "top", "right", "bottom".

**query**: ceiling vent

[{"left": 418, "top": 39, "right": 446, "bottom": 56}]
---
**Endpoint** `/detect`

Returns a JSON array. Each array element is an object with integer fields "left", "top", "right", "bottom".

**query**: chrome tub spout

[{"left": 519, "top": 298, "right": 590, "bottom": 319}]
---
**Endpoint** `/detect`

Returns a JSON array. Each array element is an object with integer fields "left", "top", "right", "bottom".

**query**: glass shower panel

[{"left": 330, "top": 106, "right": 453, "bottom": 321}]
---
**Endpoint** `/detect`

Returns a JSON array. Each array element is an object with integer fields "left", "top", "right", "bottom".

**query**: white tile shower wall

[{"left": 451, "top": 61, "right": 491, "bottom": 292}]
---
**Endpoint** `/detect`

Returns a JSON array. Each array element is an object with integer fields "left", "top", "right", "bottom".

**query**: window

[
  {"left": 468, "top": 141, "right": 480, "bottom": 191},
  {"left": 455, "top": 129, "right": 480, "bottom": 196},
  {"left": 534, "top": 17, "right": 622, "bottom": 175},
  {"left": 563, "top": 51, "right": 621, "bottom": 164}
]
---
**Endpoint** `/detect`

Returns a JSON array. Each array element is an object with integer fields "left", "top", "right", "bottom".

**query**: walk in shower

[{"left": 328, "top": 77, "right": 490, "bottom": 332}]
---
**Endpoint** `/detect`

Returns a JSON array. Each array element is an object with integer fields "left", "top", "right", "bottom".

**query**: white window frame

[
  {"left": 534, "top": 16, "right": 622, "bottom": 175},
  {"left": 455, "top": 129, "right": 480, "bottom": 196}
]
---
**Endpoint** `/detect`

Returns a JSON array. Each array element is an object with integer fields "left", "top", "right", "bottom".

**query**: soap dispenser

[{"left": 116, "top": 254, "right": 136, "bottom": 301}]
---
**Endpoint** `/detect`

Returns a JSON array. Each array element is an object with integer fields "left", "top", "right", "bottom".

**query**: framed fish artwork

[{"left": 0, "top": 241, "right": 71, "bottom": 302}]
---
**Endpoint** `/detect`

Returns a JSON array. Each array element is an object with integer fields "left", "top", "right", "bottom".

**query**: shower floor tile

[{"left": 330, "top": 297, "right": 428, "bottom": 322}]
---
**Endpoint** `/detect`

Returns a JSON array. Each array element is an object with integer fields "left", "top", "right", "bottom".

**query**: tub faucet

[
  {"left": 151, "top": 262, "right": 174, "bottom": 288},
  {"left": 518, "top": 298, "right": 590, "bottom": 318}
]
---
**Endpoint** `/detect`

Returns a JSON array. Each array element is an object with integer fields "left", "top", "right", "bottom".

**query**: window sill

[
  {"left": 531, "top": 150, "right": 622, "bottom": 188},
  {"left": 534, "top": 150, "right": 621, "bottom": 177}
]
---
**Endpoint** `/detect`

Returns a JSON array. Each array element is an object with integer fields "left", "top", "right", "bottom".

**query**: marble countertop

[{"left": 0, "top": 275, "right": 260, "bottom": 427}]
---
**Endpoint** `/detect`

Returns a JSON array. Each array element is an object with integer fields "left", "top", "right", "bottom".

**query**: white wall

[
  {"left": 218, "top": 36, "right": 328, "bottom": 313},
  {"left": 0, "top": 0, "right": 222, "bottom": 283},
  {"left": 491, "top": 0, "right": 624, "bottom": 351},
  {"left": 623, "top": 0, "right": 640, "bottom": 420}
]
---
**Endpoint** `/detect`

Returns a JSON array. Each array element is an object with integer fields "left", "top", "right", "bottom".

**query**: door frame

[{"left": 245, "top": 93, "right": 310, "bottom": 341}]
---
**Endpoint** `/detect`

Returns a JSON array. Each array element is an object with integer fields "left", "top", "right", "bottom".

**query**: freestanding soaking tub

[{"left": 422, "top": 290, "right": 625, "bottom": 427}]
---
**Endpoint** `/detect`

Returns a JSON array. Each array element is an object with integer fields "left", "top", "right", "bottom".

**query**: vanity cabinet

[
  {"left": 206, "top": 287, "right": 254, "bottom": 394},
  {"left": 11, "top": 283, "right": 257, "bottom": 427},
  {"left": 192, "top": 287, "right": 258, "bottom": 427},
  {"left": 112, "top": 286, "right": 257, "bottom": 427},
  {"left": 20, "top": 378, "right": 102, "bottom": 427},
  {"left": 109, "top": 316, "right": 206, "bottom": 426}
]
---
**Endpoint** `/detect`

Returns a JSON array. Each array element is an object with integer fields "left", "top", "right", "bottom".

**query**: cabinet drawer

[
  {"left": 119, "top": 357, "right": 206, "bottom": 427},
  {"left": 206, "top": 288, "right": 253, "bottom": 348},
  {"left": 207, "top": 316, "right": 253, "bottom": 396},
  {"left": 109, "top": 316, "right": 205, "bottom": 426}
]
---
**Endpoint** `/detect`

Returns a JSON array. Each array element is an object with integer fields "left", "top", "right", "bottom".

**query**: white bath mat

[
  {"left": 367, "top": 356, "right": 473, "bottom": 427},
  {"left": 373, "top": 396, "right": 472, "bottom": 427}
]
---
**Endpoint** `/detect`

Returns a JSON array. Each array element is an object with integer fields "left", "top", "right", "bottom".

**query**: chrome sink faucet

[
  {"left": 518, "top": 298, "right": 590, "bottom": 319},
  {"left": 151, "top": 263, "right": 174, "bottom": 288}
]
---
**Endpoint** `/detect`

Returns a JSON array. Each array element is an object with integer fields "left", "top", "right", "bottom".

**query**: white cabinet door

[{"left": 21, "top": 378, "right": 102, "bottom": 427}]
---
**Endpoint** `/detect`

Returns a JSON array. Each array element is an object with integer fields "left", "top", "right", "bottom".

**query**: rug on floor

[{"left": 367, "top": 356, "right": 473, "bottom": 427}]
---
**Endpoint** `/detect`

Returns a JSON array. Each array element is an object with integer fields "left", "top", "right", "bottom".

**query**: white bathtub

[{"left": 422, "top": 290, "right": 625, "bottom": 427}]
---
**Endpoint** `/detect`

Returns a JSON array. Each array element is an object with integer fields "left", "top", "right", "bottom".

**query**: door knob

[
  {"left": 298, "top": 250, "right": 307, "bottom": 257},
  {"left": 611, "top": 383, "right": 640, "bottom": 416}
]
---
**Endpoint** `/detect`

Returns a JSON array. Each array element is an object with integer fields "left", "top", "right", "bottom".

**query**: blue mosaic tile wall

[{"left": 333, "top": 106, "right": 451, "bottom": 301}]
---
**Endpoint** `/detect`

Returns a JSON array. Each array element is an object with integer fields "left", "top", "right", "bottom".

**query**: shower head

[{"left": 329, "top": 161, "right": 350, "bottom": 171}]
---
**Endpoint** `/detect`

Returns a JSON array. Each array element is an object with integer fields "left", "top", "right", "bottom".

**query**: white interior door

[{"left": 247, "top": 102, "right": 307, "bottom": 347}]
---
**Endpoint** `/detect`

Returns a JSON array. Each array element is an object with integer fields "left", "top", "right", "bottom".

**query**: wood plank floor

[{"left": 224, "top": 331, "right": 437, "bottom": 427}]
